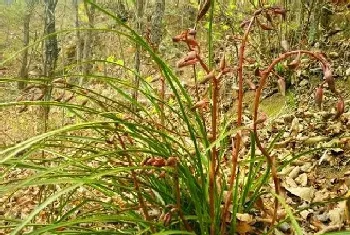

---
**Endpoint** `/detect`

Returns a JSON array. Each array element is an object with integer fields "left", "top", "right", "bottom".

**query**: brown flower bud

[
  {"left": 272, "top": 7, "right": 286, "bottom": 19},
  {"left": 163, "top": 212, "right": 172, "bottom": 226},
  {"left": 335, "top": 99, "right": 345, "bottom": 119},
  {"left": 188, "top": 28, "right": 196, "bottom": 35},
  {"left": 259, "top": 22, "right": 274, "bottom": 30},
  {"left": 314, "top": 86, "right": 323, "bottom": 109},
  {"left": 177, "top": 58, "right": 198, "bottom": 68},
  {"left": 200, "top": 71, "right": 215, "bottom": 84},
  {"left": 151, "top": 158, "right": 166, "bottom": 167},
  {"left": 166, "top": 157, "right": 178, "bottom": 167},
  {"left": 191, "top": 98, "right": 209, "bottom": 111},
  {"left": 324, "top": 68, "right": 336, "bottom": 93}
]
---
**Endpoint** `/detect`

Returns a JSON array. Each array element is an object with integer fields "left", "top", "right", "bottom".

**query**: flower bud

[
  {"left": 315, "top": 86, "right": 323, "bottom": 109},
  {"left": 335, "top": 99, "right": 345, "bottom": 119},
  {"left": 324, "top": 68, "right": 336, "bottom": 93}
]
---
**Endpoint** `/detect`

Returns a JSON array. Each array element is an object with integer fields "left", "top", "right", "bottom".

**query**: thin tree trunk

[
  {"left": 43, "top": 0, "right": 59, "bottom": 133},
  {"left": 18, "top": 7, "right": 32, "bottom": 89},
  {"left": 72, "top": 0, "right": 82, "bottom": 84},
  {"left": 132, "top": 0, "right": 144, "bottom": 105},
  {"left": 150, "top": 0, "right": 165, "bottom": 50},
  {"left": 80, "top": 0, "right": 95, "bottom": 86}
]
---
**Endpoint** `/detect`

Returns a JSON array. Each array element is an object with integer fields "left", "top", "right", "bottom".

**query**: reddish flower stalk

[
  {"left": 237, "top": 16, "right": 255, "bottom": 126},
  {"left": 252, "top": 50, "right": 340, "bottom": 227},
  {"left": 115, "top": 132, "right": 155, "bottom": 233},
  {"left": 209, "top": 72, "right": 219, "bottom": 235},
  {"left": 220, "top": 135, "right": 240, "bottom": 234}
]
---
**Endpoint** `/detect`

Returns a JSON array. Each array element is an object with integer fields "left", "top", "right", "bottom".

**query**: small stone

[
  {"left": 283, "top": 132, "right": 290, "bottom": 138},
  {"left": 295, "top": 173, "right": 308, "bottom": 186},
  {"left": 316, "top": 213, "right": 330, "bottom": 222},
  {"left": 299, "top": 79, "right": 309, "bottom": 87},
  {"left": 300, "top": 210, "right": 312, "bottom": 220},
  {"left": 301, "top": 58, "right": 310, "bottom": 64},
  {"left": 279, "top": 167, "right": 293, "bottom": 176},
  {"left": 291, "top": 117, "right": 300, "bottom": 134},
  {"left": 285, "top": 176, "right": 298, "bottom": 187},
  {"left": 285, "top": 186, "right": 314, "bottom": 202},
  {"left": 289, "top": 166, "right": 301, "bottom": 179},
  {"left": 328, "top": 205, "right": 345, "bottom": 226},
  {"left": 278, "top": 222, "right": 291, "bottom": 232},
  {"left": 282, "top": 114, "right": 294, "bottom": 123},
  {"left": 329, "top": 51, "right": 339, "bottom": 59},
  {"left": 236, "top": 213, "right": 252, "bottom": 222},
  {"left": 314, "top": 189, "right": 329, "bottom": 202},
  {"left": 296, "top": 70, "right": 302, "bottom": 77},
  {"left": 300, "top": 162, "right": 313, "bottom": 172},
  {"left": 346, "top": 68, "right": 350, "bottom": 76}
]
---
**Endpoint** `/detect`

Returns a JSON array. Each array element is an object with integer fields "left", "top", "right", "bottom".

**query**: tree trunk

[
  {"left": 150, "top": 0, "right": 165, "bottom": 51},
  {"left": 132, "top": 0, "right": 144, "bottom": 104},
  {"left": 18, "top": 2, "right": 34, "bottom": 89},
  {"left": 43, "top": 0, "right": 59, "bottom": 132},
  {"left": 71, "top": 0, "right": 82, "bottom": 84},
  {"left": 80, "top": 0, "right": 95, "bottom": 86},
  {"left": 44, "top": 0, "right": 58, "bottom": 78}
]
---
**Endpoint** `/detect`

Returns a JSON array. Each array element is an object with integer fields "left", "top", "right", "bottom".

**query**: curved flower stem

[
  {"left": 115, "top": 132, "right": 155, "bottom": 233},
  {"left": 237, "top": 16, "right": 256, "bottom": 126},
  {"left": 252, "top": 50, "right": 333, "bottom": 227}
]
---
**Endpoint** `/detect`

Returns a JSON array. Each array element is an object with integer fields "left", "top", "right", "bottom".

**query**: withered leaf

[{"left": 191, "top": 98, "right": 209, "bottom": 111}]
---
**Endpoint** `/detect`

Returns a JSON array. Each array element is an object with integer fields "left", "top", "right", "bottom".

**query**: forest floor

[{"left": 1, "top": 42, "right": 350, "bottom": 234}]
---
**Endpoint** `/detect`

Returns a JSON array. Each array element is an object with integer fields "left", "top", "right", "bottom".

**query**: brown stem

[
  {"left": 220, "top": 134, "right": 240, "bottom": 234},
  {"left": 252, "top": 50, "right": 332, "bottom": 228},
  {"left": 209, "top": 73, "right": 220, "bottom": 235},
  {"left": 237, "top": 16, "right": 256, "bottom": 126},
  {"left": 160, "top": 76, "right": 165, "bottom": 129},
  {"left": 115, "top": 132, "right": 155, "bottom": 233},
  {"left": 193, "top": 65, "right": 200, "bottom": 102},
  {"left": 197, "top": 55, "right": 210, "bottom": 74}
]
